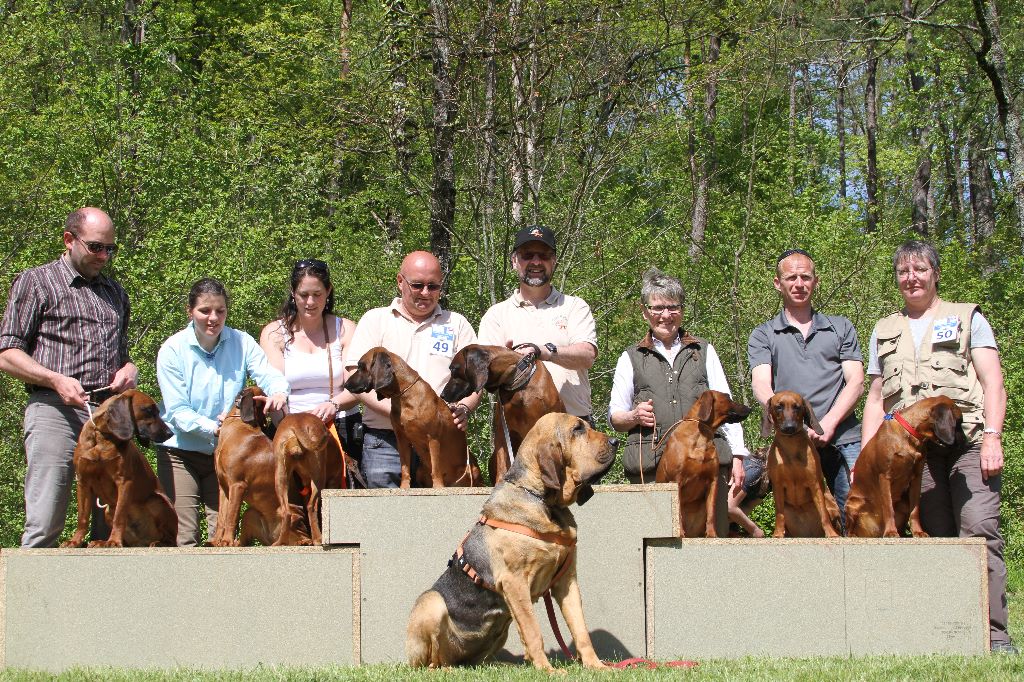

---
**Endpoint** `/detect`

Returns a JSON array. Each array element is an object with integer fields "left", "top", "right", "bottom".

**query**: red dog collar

[{"left": 885, "top": 411, "right": 923, "bottom": 441}]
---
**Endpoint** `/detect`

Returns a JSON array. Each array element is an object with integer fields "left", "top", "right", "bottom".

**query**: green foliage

[{"left": 0, "top": 0, "right": 1021, "bottom": 596}]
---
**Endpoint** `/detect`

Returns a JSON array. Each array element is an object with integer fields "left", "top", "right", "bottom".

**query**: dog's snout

[{"left": 607, "top": 437, "right": 620, "bottom": 451}]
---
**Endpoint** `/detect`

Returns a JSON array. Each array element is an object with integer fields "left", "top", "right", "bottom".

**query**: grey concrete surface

[
  {"left": 0, "top": 547, "right": 357, "bottom": 671},
  {"left": 647, "top": 537, "right": 988, "bottom": 658},
  {"left": 322, "top": 484, "right": 678, "bottom": 664}
]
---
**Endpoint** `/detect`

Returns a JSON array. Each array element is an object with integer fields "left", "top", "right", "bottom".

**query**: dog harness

[{"left": 451, "top": 515, "right": 576, "bottom": 593}]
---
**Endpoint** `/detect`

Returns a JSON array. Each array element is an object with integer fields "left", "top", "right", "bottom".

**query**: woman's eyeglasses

[{"left": 645, "top": 304, "right": 681, "bottom": 314}]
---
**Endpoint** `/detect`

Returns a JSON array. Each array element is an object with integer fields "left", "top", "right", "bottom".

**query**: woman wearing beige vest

[{"left": 862, "top": 240, "right": 1013, "bottom": 654}]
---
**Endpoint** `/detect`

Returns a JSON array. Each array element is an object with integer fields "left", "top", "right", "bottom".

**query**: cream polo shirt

[
  {"left": 344, "top": 298, "right": 478, "bottom": 430},
  {"left": 478, "top": 288, "right": 597, "bottom": 417}
]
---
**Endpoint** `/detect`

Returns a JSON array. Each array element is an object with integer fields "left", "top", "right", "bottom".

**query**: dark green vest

[{"left": 622, "top": 331, "right": 733, "bottom": 479}]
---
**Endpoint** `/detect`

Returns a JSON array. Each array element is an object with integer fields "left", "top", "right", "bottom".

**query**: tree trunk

[
  {"left": 788, "top": 65, "right": 797, "bottom": 190},
  {"left": 837, "top": 59, "right": 847, "bottom": 200},
  {"left": 328, "top": 0, "right": 354, "bottom": 219},
  {"left": 904, "top": 0, "right": 930, "bottom": 236},
  {"left": 971, "top": 0, "right": 1024, "bottom": 246},
  {"left": 967, "top": 125, "right": 997, "bottom": 256},
  {"left": 386, "top": 0, "right": 413, "bottom": 242},
  {"left": 508, "top": 0, "right": 539, "bottom": 227},
  {"left": 428, "top": 0, "right": 457, "bottom": 280},
  {"left": 689, "top": 34, "right": 719, "bottom": 260},
  {"left": 865, "top": 39, "right": 879, "bottom": 233}
]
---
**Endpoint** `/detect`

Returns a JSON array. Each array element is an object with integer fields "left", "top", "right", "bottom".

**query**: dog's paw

[
  {"left": 59, "top": 540, "right": 85, "bottom": 549},
  {"left": 912, "top": 530, "right": 930, "bottom": 538},
  {"left": 87, "top": 539, "right": 123, "bottom": 548}
]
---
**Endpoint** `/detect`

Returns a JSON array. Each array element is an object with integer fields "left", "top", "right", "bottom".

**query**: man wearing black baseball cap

[{"left": 478, "top": 224, "right": 598, "bottom": 428}]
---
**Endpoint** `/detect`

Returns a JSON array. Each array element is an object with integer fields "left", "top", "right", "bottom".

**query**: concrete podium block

[
  {"left": 647, "top": 537, "right": 988, "bottom": 658},
  {"left": 322, "top": 483, "right": 678, "bottom": 663},
  {"left": 0, "top": 546, "right": 357, "bottom": 671}
]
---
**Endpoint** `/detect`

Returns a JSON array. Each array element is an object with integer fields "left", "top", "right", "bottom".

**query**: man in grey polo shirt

[{"left": 748, "top": 249, "right": 864, "bottom": 524}]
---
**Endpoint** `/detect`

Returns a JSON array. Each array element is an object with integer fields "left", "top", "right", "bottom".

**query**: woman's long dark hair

[{"left": 278, "top": 259, "right": 335, "bottom": 341}]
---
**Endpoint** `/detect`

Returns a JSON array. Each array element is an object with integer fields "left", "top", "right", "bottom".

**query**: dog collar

[{"left": 885, "top": 411, "right": 923, "bottom": 441}]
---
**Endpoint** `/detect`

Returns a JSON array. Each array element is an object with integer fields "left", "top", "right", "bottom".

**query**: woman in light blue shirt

[{"left": 156, "top": 278, "right": 289, "bottom": 546}]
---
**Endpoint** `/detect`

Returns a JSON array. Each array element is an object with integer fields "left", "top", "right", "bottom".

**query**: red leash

[{"left": 543, "top": 591, "right": 698, "bottom": 670}]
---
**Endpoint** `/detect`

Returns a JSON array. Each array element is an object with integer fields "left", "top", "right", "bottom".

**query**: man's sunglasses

[
  {"left": 400, "top": 274, "right": 442, "bottom": 292},
  {"left": 72, "top": 234, "right": 118, "bottom": 256}
]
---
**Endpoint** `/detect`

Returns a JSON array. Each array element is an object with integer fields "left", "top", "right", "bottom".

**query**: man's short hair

[
  {"left": 775, "top": 248, "right": 815, "bottom": 277},
  {"left": 641, "top": 267, "right": 684, "bottom": 305},
  {"left": 64, "top": 209, "right": 88, "bottom": 236},
  {"left": 893, "top": 240, "right": 940, "bottom": 273}
]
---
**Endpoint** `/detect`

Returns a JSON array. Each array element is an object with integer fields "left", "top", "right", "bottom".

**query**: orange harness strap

[{"left": 451, "top": 516, "right": 576, "bottom": 593}]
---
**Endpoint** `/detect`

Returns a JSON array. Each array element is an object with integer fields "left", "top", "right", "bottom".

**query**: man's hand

[
  {"left": 730, "top": 456, "right": 745, "bottom": 494},
  {"left": 108, "top": 363, "right": 139, "bottom": 393},
  {"left": 52, "top": 374, "right": 88, "bottom": 408},
  {"left": 807, "top": 416, "right": 837, "bottom": 447},
  {"left": 449, "top": 402, "right": 470, "bottom": 432},
  {"left": 981, "top": 433, "right": 1004, "bottom": 482}
]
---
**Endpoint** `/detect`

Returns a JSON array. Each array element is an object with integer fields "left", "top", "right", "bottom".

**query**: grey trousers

[
  {"left": 157, "top": 446, "right": 219, "bottom": 547},
  {"left": 921, "top": 439, "right": 1009, "bottom": 645},
  {"left": 21, "top": 391, "right": 107, "bottom": 547}
]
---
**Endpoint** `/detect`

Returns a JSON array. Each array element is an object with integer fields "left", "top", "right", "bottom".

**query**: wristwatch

[{"left": 544, "top": 343, "right": 558, "bottom": 356}]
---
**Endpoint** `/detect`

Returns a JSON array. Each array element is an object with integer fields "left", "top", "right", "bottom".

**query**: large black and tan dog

[
  {"left": 441, "top": 344, "right": 565, "bottom": 484},
  {"left": 406, "top": 412, "right": 618, "bottom": 671}
]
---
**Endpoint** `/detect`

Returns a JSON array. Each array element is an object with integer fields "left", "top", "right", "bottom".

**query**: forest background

[{"left": 0, "top": 0, "right": 1021, "bottom": 584}]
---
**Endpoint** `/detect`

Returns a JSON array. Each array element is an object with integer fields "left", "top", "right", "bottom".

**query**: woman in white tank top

[{"left": 259, "top": 259, "right": 357, "bottom": 428}]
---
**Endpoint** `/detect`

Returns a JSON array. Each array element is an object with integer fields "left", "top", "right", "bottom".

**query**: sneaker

[{"left": 991, "top": 641, "right": 1019, "bottom": 655}]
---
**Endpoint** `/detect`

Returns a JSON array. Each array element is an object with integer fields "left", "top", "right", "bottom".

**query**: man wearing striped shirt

[{"left": 0, "top": 207, "right": 137, "bottom": 547}]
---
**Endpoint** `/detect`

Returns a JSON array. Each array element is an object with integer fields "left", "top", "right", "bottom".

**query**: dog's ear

[
  {"left": 464, "top": 347, "right": 492, "bottom": 393},
  {"left": 930, "top": 401, "right": 960, "bottom": 447},
  {"left": 95, "top": 394, "right": 135, "bottom": 442},
  {"left": 538, "top": 439, "right": 567, "bottom": 503},
  {"left": 694, "top": 391, "right": 715, "bottom": 424},
  {"left": 802, "top": 397, "right": 824, "bottom": 435},
  {"left": 370, "top": 351, "right": 395, "bottom": 399},
  {"left": 240, "top": 390, "right": 257, "bottom": 424},
  {"left": 759, "top": 403, "right": 774, "bottom": 438}
]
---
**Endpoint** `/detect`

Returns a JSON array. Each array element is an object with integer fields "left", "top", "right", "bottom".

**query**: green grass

[{"left": 2, "top": 595, "right": 1021, "bottom": 681}]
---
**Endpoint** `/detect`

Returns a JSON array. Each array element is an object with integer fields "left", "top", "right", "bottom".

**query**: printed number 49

[{"left": 433, "top": 341, "right": 450, "bottom": 353}]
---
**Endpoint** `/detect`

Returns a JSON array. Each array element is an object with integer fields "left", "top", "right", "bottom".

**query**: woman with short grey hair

[
  {"left": 863, "top": 239, "right": 1013, "bottom": 653},
  {"left": 608, "top": 267, "right": 749, "bottom": 535}
]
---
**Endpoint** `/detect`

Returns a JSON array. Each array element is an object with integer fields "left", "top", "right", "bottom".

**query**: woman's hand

[
  {"left": 311, "top": 400, "right": 339, "bottom": 425},
  {"left": 264, "top": 392, "right": 288, "bottom": 413}
]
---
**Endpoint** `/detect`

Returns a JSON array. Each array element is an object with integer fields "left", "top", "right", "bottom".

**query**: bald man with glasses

[
  {"left": 344, "top": 250, "right": 479, "bottom": 488},
  {"left": 0, "top": 207, "right": 137, "bottom": 547}
]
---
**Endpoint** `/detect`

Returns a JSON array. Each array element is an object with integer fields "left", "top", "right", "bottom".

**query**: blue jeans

[
  {"left": 819, "top": 440, "right": 860, "bottom": 526},
  {"left": 360, "top": 427, "right": 406, "bottom": 489}
]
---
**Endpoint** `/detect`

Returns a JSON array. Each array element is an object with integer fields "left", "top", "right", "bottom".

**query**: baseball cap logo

[{"left": 530, "top": 228, "right": 543, "bottom": 238}]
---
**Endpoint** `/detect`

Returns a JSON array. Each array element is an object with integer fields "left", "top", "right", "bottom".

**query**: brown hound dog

[
  {"left": 763, "top": 391, "right": 841, "bottom": 538},
  {"left": 345, "top": 347, "right": 483, "bottom": 488},
  {"left": 271, "top": 412, "right": 347, "bottom": 546},
  {"left": 211, "top": 387, "right": 311, "bottom": 547},
  {"left": 655, "top": 390, "right": 752, "bottom": 537},
  {"left": 407, "top": 413, "right": 618, "bottom": 671},
  {"left": 62, "top": 390, "right": 177, "bottom": 548},
  {"left": 845, "top": 396, "right": 963, "bottom": 538},
  {"left": 441, "top": 343, "right": 564, "bottom": 484}
]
